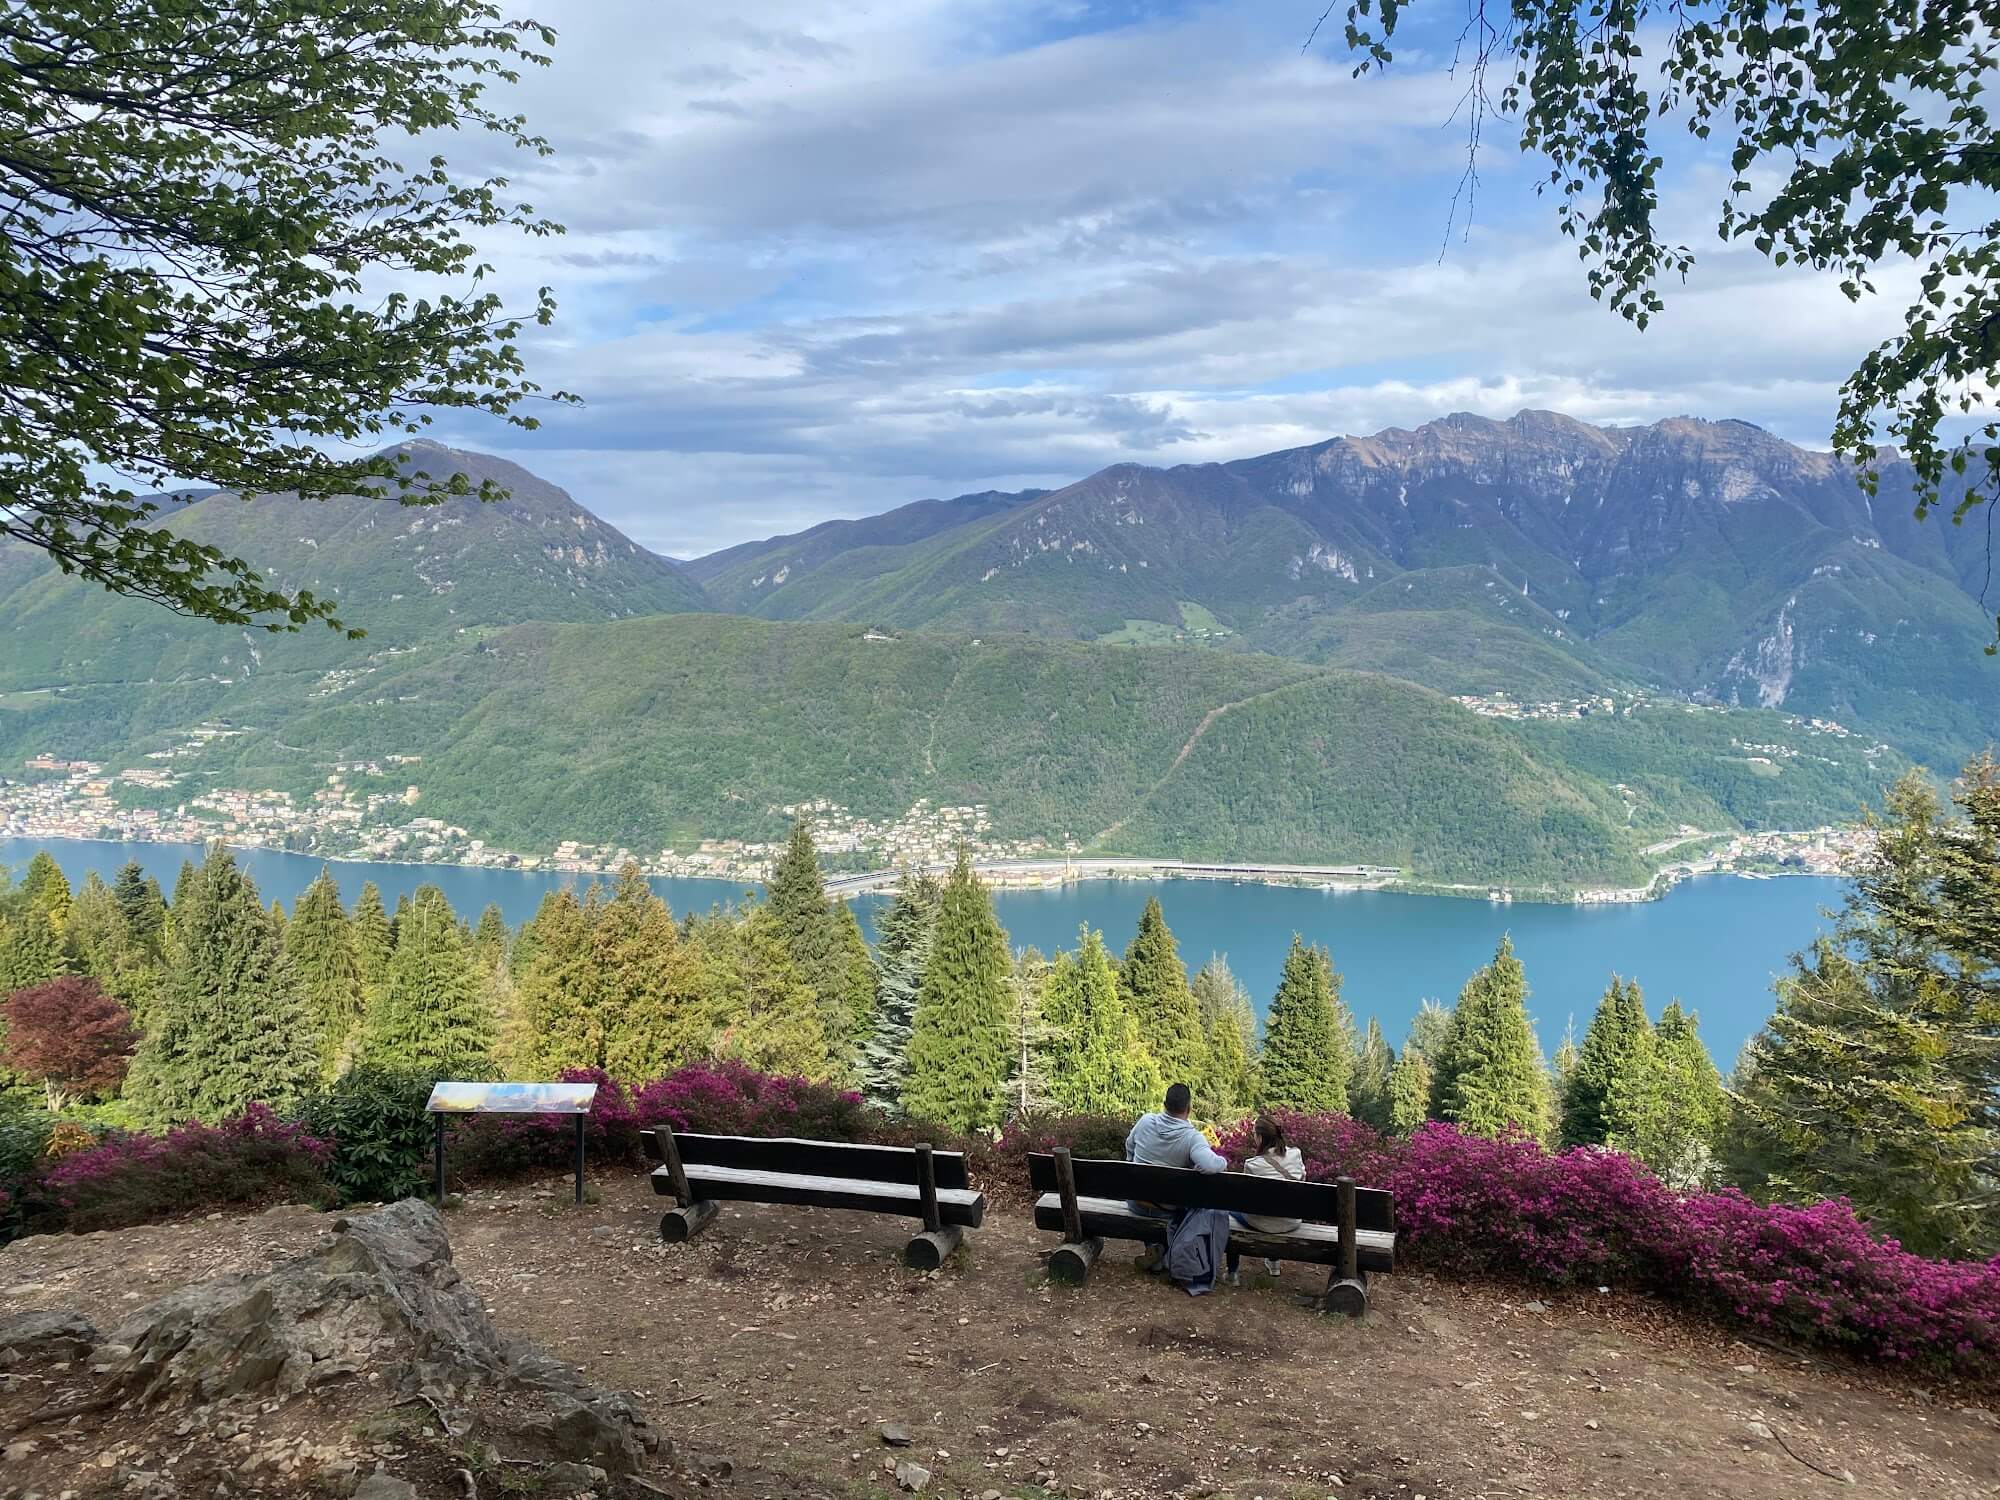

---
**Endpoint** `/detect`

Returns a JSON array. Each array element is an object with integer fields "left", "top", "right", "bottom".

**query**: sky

[{"left": 412, "top": 0, "right": 1923, "bottom": 558}]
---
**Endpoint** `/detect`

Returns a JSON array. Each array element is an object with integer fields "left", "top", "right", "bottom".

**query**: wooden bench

[
  {"left": 645, "top": 1127, "right": 985, "bottom": 1270},
  {"left": 1027, "top": 1148, "right": 1395, "bottom": 1315}
]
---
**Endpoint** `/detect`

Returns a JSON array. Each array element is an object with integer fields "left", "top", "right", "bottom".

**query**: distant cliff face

[{"left": 694, "top": 411, "right": 1997, "bottom": 768}]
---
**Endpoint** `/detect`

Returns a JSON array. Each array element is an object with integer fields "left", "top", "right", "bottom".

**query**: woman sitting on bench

[{"left": 1224, "top": 1115, "right": 1305, "bottom": 1287}]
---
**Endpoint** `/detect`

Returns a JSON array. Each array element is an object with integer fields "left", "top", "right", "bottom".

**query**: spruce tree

[
  {"left": 1559, "top": 975, "right": 1653, "bottom": 1148},
  {"left": 1405, "top": 997, "right": 1454, "bottom": 1062},
  {"left": 165, "top": 860, "right": 196, "bottom": 942},
  {"left": 127, "top": 845, "right": 317, "bottom": 1125},
  {"left": 357, "top": 885, "right": 491, "bottom": 1078},
  {"left": 351, "top": 882, "right": 394, "bottom": 1010},
  {"left": 766, "top": 820, "right": 857, "bottom": 1070},
  {"left": 114, "top": 861, "right": 166, "bottom": 961},
  {"left": 903, "top": 852, "right": 1013, "bottom": 1132},
  {"left": 835, "top": 900, "right": 877, "bottom": 1055},
  {"left": 1119, "top": 897, "right": 1207, "bottom": 1093},
  {"left": 1350, "top": 1017, "right": 1395, "bottom": 1132},
  {"left": 709, "top": 905, "right": 831, "bottom": 1078},
  {"left": 858, "top": 872, "right": 941, "bottom": 1113},
  {"left": 1260, "top": 936, "right": 1353, "bottom": 1113},
  {"left": 1192, "top": 956, "right": 1258, "bottom": 1120},
  {"left": 1008, "top": 945, "right": 1055, "bottom": 1115},
  {"left": 1430, "top": 936, "right": 1550, "bottom": 1139},
  {"left": 61, "top": 872, "right": 122, "bottom": 980},
  {"left": 287, "top": 869, "right": 363, "bottom": 1077},
  {"left": 19, "top": 851, "right": 70, "bottom": 930},
  {"left": 0, "top": 902, "right": 65, "bottom": 993}
]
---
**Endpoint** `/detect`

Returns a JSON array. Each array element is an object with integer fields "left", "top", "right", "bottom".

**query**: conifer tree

[
  {"left": 19, "top": 851, "right": 70, "bottom": 931},
  {"left": 598, "top": 865, "right": 707, "bottom": 1078},
  {"left": 0, "top": 899, "right": 65, "bottom": 993},
  {"left": 351, "top": 882, "right": 394, "bottom": 1010},
  {"left": 1406, "top": 997, "right": 1453, "bottom": 1062},
  {"left": 708, "top": 905, "right": 832, "bottom": 1078},
  {"left": 1119, "top": 897, "right": 1207, "bottom": 1093},
  {"left": 165, "top": 860, "right": 196, "bottom": 941},
  {"left": 1550, "top": 1019, "right": 1581, "bottom": 1104},
  {"left": 114, "top": 861, "right": 166, "bottom": 962},
  {"left": 767, "top": 821, "right": 862, "bottom": 1073},
  {"left": 472, "top": 903, "right": 511, "bottom": 967},
  {"left": 858, "top": 872, "right": 941, "bottom": 1113},
  {"left": 512, "top": 887, "right": 602, "bottom": 1074},
  {"left": 127, "top": 845, "right": 317, "bottom": 1125},
  {"left": 1192, "top": 956, "right": 1258, "bottom": 1120},
  {"left": 1727, "top": 766, "right": 2000, "bottom": 1256},
  {"left": 1008, "top": 945, "right": 1055, "bottom": 1115},
  {"left": 903, "top": 852, "right": 1013, "bottom": 1131},
  {"left": 835, "top": 900, "right": 877, "bottom": 1054},
  {"left": 1614, "top": 1001, "right": 1725, "bottom": 1185},
  {"left": 1386, "top": 1049, "right": 1432, "bottom": 1135},
  {"left": 59, "top": 871, "right": 122, "bottom": 980},
  {"left": 1260, "top": 936, "right": 1353, "bottom": 1112},
  {"left": 1039, "top": 928, "right": 1161, "bottom": 1116},
  {"left": 287, "top": 869, "right": 363, "bottom": 1077},
  {"left": 357, "top": 885, "right": 491, "bottom": 1078},
  {"left": 390, "top": 890, "right": 411, "bottom": 945},
  {"left": 1430, "top": 937, "right": 1550, "bottom": 1138},
  {"left": 1559, "top": 975, "right": 1653, "bottom": 1148},
  {"left": 1350, "top": 1017, "right": 1395, "bottom": 1131}
]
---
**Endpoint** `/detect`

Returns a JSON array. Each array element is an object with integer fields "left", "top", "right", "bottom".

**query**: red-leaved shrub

[
  {"left": 630, "top": 1059, "right": 868, "bottom": 1143},
  {"left": 30, "top": 1104, "right": 333, "bottom": 1233},
  {"left": 3, "top": 977, "right": 136, "bottom": 1107}
]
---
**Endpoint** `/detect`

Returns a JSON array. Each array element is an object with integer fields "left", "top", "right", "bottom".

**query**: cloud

[{"left": 408, "top": 0, "right": 1962, "bottom": 558}]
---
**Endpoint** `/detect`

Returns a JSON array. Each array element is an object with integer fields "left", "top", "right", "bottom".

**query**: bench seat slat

[
  {"left": 644, "top": 1132, "right": 970, "bottom": 1190},
  {"left": 1032, "top": 1193, "right": 1394, "bottom": 1273},
  {"left": 652, "top": 1163, "right": 986, "bottom": 1228},
  {"left": 1025, "top": 1152, "right": 1393, "bottom": 1232}
]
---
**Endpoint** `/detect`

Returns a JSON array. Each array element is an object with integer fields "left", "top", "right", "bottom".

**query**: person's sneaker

[
  {"left": 1133, "top": 1249, "right": 1166, "bottom": 1275},
  {"left": 1223, "top": 1270, "right": 1241, "bottom": 1287},
  {"left": 1263, "top": 1258, "right": 1282, "bottom": 1278}
]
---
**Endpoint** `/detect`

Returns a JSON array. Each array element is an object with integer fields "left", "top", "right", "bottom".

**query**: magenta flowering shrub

[
  {"left": 31, "top": 1104, "right": 334, "bottom": 1233},
  {"left": 456, "top": 1068, "right": 648, "bottom": 1176},
  {"left": 991, "top": 1113, "right": 1135, "bottom": 1170},
  {"left": 630, "top": 1060, "right": 867, "bottom": 1143}
]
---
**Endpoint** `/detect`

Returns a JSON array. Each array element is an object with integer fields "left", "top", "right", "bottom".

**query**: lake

[{"left": 2, "top": 838, "right": 1840, "bottom": 1067}]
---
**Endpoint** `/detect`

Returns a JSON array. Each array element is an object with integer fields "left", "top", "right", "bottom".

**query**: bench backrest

[
  {"left": 1027, "top": 1152, "right": 1393, "bottom": 1232},
  {"left": 648, "top": 1130, "right": 970, "bottom": 1190}
]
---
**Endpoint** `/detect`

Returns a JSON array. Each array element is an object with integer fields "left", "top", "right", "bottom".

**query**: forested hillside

[{"left": 167, "top": 614, "right": 1907, "bottom": 888}]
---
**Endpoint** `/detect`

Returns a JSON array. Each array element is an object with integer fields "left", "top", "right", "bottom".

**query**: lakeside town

[{"left": 4, "top": 732, "right": 1869, "bottom": 901}]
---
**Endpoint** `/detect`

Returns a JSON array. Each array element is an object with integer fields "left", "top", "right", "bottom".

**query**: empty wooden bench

[
  {"left": 1027, "top": 1148, "right": 1395, "bottom": 1315},
  {"left": 645, "top": 1126, "right": 985, "bottom": 1269}
]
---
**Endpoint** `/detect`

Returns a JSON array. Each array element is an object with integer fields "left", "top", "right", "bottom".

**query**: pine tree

[
  {"left": 60, "top": 871, "right": 122, "bottom": 980},
  {"left": 858, "top": 871, "right": 942, "bottom": 1113},
  {"left": 766, "top": 820, "right": 858, "bottom": 1071},
  {"left": 357, "top": 885, "right": 491, "bottom": 1078},
  {"left": 1386, "top": 1049, "right": 1431, "bottom": 1135},
  {"left": 1119, "top": 897, "right": 1207, "bottom": 1094},
  {"left": 0, "top": 901, "right": 65, "bottom": 993},
  {"left": 351, "top": 882, "right": 394, "bottom": 1010},
  {"left": 513, "top": 887, "right": 602, "bottom": 1073},
  {"left": 1349, "top": 1017, "right": 1395, "bottom": 1132},
  {"left": 1008, "top": 945, "right": 1055, "bottom": 1115},
  {"left": 18, "top": 851, "right": 70, "bottom": 931},
  {"left": 287, "top": 869, "right": 363, "bottom": 1077},
  {"left": 835, "top": 900, "right": 877, "bottom": 1053},
  {"left": 1260, "top": 936, "right": 1353, "bottom": 1112},
  {"left": 127, "top": 845, "right": 317, "bottom": 1125},
  {"left": 1560, "top": 975, "right": 1653, "bottom": 1148},
  {"left": 709, "top": 905, "right": 831, "bottom": 1078},
  {"left": 1430, "top": 936, "right": 1550, "bottom": 1138},
  {"left": 903, "top": 852, "right": 1013, "bottom": 1131},
  {"left": 390, "top": 890, "right": 411, "bottom": 945},
  {"left": 165, "top": 859, "right": 196, "bottom": 941},
  {"left": 1550, "top": 1018, "right": 1581, "bottom": 1105},
  {"left": 1406, "top": 998, "right": 1453, "bottom": 1062},
  {"left": 1192, "top": 956, "right": 1258, "bottom": 1120}
]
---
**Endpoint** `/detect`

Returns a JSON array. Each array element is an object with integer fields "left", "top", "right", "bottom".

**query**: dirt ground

[{"left": 4, "top": 1172, "right": 1997, "bottom": 1500}]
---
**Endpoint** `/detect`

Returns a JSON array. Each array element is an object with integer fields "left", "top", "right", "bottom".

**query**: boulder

[
  {"left": 0, "top": 1309, "right": 100, "bottom": 1365},
  {"left": 89, "top": 1199, "right": 659, "bottom": 1473}
]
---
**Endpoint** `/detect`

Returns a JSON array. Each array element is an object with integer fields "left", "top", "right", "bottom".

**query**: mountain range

[{"left": 0, "top": 413, "right": 1986, "bottom": 883}]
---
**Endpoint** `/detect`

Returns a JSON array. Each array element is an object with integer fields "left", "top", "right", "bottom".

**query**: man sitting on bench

[{"left": 1124, "top": 1082, "right": 1225, "bottom": 1271}]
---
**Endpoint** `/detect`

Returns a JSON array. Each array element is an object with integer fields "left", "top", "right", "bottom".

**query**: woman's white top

[{"left": 1239, "top": 1145, "right": 1307, "bottom": 1233}]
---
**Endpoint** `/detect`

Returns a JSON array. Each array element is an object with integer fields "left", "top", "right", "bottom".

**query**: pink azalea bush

[
  {"left": 1209, "top": 1112, "right": 1999, "bottom": 1376},
  {"left": 630, "top": 1059, "right": 867, "bottom": 1143},
  {"left": 31, "top": 1104, "right": 334, "bottom": 1233}
]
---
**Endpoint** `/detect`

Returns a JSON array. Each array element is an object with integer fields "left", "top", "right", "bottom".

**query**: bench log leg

[
  {"left": 904, "top": 1224, "right": 962, "bottom": 1270},
  {"left": 1048, "top": 1236, "right": 1102, "bottom": 1285},
  {"left": 1323, "top": 1268, "right": 1369, "bottom": 1317},
  {"left": 660, "top": 1198, "right": 719, "bottom": 1243}
]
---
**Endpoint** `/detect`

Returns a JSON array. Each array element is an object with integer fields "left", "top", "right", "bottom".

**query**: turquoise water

[{"left": 2, "top": 838, "right": 1838, "bottom": 1066}]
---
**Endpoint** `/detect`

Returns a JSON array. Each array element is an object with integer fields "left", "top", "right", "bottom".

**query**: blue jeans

[{"left": 1224, "top": 1212, "right": 1252, "bottom": 1276}]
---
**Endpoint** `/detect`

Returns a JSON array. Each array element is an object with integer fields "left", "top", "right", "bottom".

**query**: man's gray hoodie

[{"left": 1125, "top": 1112, "right": 1227, "bottom": 1173}]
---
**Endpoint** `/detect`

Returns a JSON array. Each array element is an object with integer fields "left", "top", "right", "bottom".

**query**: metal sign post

[{"left": 424, "top": 1081, "right": 601, "bottom": 1205}]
